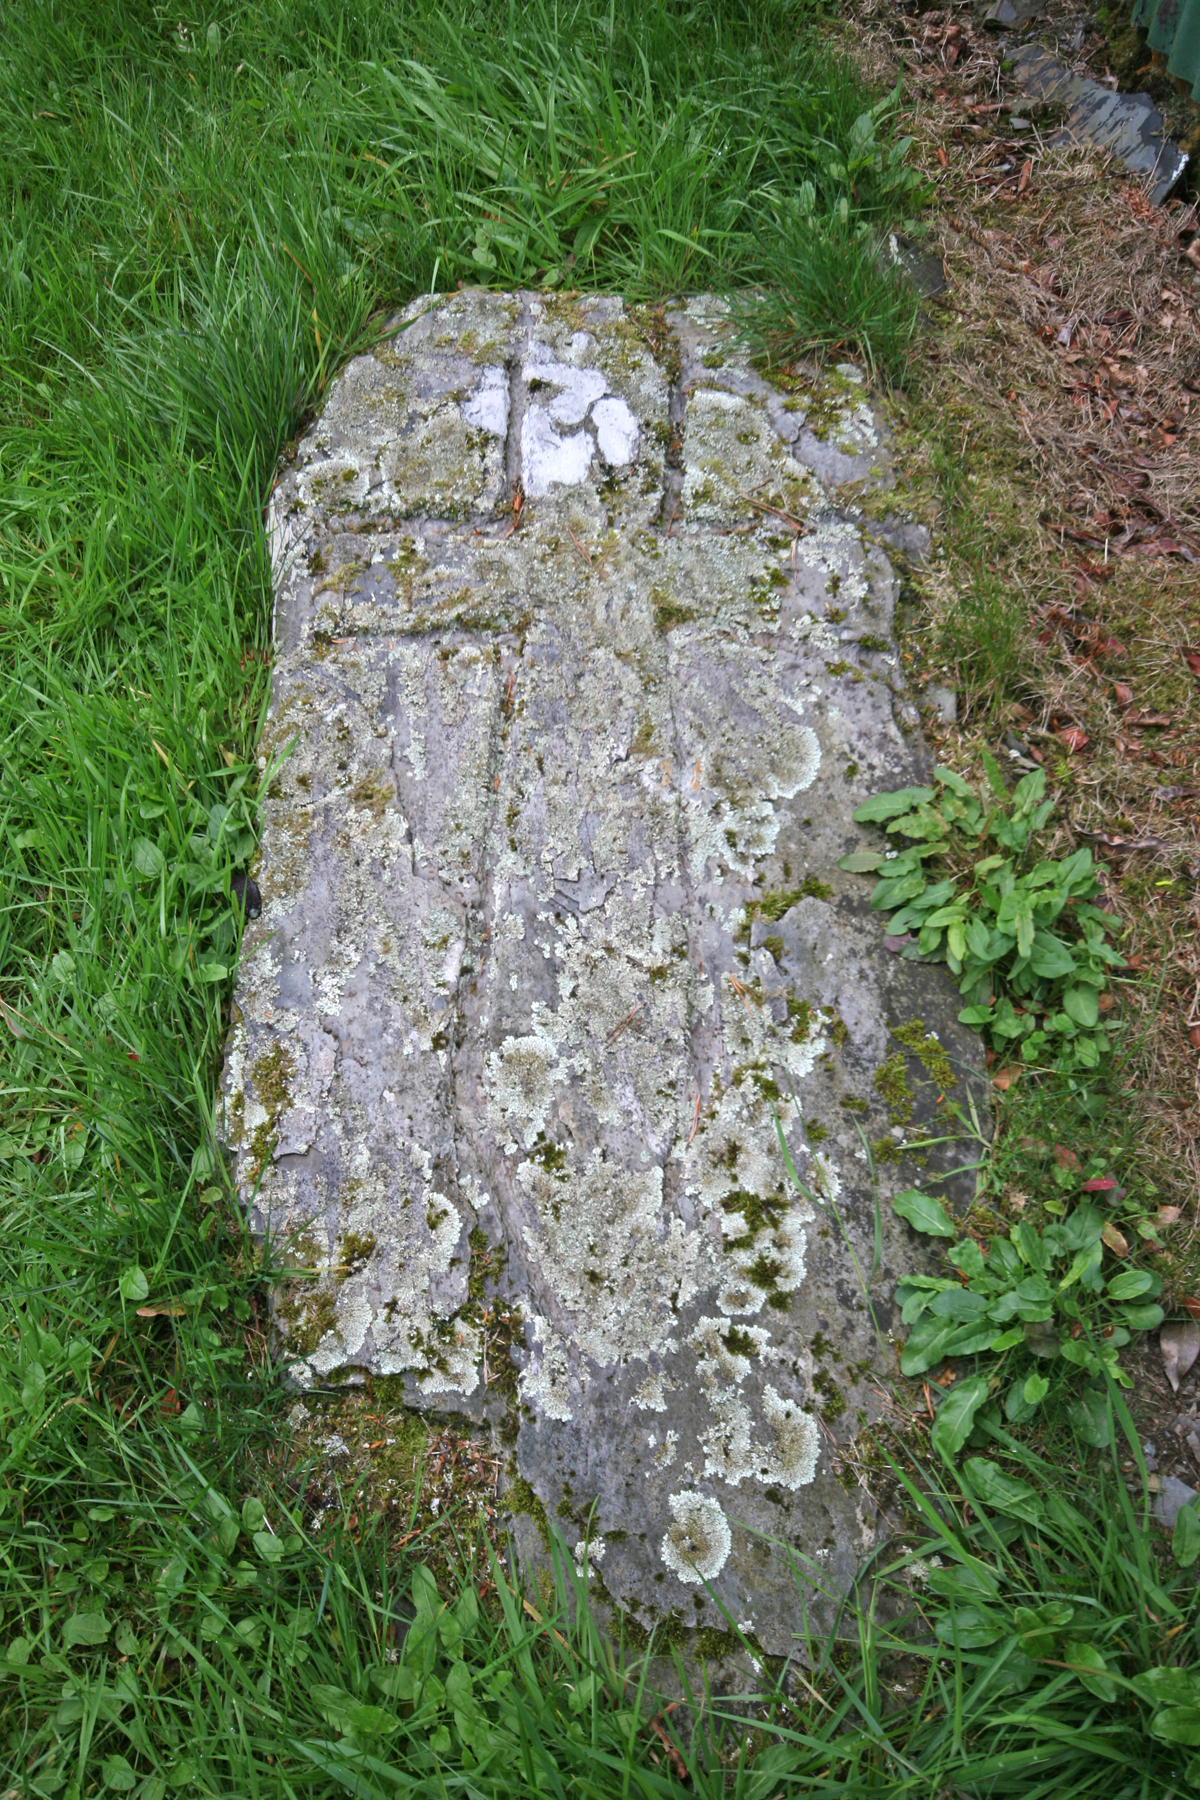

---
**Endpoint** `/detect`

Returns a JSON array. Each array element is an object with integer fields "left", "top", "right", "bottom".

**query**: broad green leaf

[
  {"left": 1029, "top": 931, "right": 1077, "bottom": 980},
  {"left": 100, "top": 1755, "right": 138, "bottom": 1792},
  {"left": 1014, "top": 1600, "right": 1073, "bottom": 1657},
  {"left": 933, "top": 1604, "right": 1004, "bottom": 1648},
  {"left": 870, "top": 871, "right": 927, "bottom": 910},
  {"left": 930, "top": 1374, "right": 990, "bottom": 1460},
  {"left": 370, "top": 1663, "right": 418, "bottom": 1701},
  {"left": 1135, "top": 1668, "right": 1200, "bottom": 1707},
  {"left": 1107, "top": 1269, "right": 1154, "bottom": 1301},
  {"left": 935, "top": 766, "right": 974, "bottom": 798},
  {"left": 980, "top": 749, "right": 1009, "bottom": 800},
  {"left": 893, "top": 1189, "right": 955, "bottom": 1237},
  {"left": 20, "top": 1363, "right": 46, "bottom": 1411},
  {"left": 1152, "top": 1707, "right": 1200, "bottom": 1747},
  {"left": 412, "top": 1564, "right": 441, "bottom": 1622},
  {"left": 310, "top": 1683, "right": 357, "bottom": 1726},
  {"left": 1063, "top": 984, "right": 1099, "bottom": 1028},
  {"left": 1066, "top": 1387, "right": 1111, "bottom": 1448},
  {"left": 948, "top": 1239, "right": 988, "bottom": 1282},
  {"left": 1005, "top": 1379, "right": 1037, "bottom": 1424},
  {"left": 63, "top": 1609, "right": 110, "bottom": 1648},
  {"left": 253, "top": 1530, "right": 284, "bottom": 1564},
  {"left": 445, "top": 1660, "right": 474, "bottom": 1708},
  {"left": 345, "top": 1701, "right": 399, "bottom": 1737},
  {"left": 1066, "top": 1643, "right": 1116, "bottom": 1702},
  {"left": 131, "top": 837, "right": 165, "bottom": 879},
  {"left": 853, "top": 787, "right": 934, "bottom": 823},
  {"left": 1174, "top": 1501, "right": 1200, "bottom": 1569},
  {"left": 963, "top": 1457, "right": 1043, "bottom": 1522},
  {"left": 900, "top": 1316, "right": 996, "bottom": 1376},
  {"left": 837, "top": 852, "right": 883, "bottom": 873},
  {"left": 895, "top": 1276, "right": 958, "bottom": 1324},
  {"left": 241, "top": 1497, "right": 266, "bottom": 1533},
  {"left": 928, "top": 1288, "right": 990, "bottom": 1321},
  {"left": 1122, "top": 1302, "right": 1165, "bottom": 1330},
  {"left": 118, "top": 1265, "right": 149, "bottom": 1303},
  {"left": 179, "top": 1402, "right": 204, "bottom": 1437},
  {"left": 1022, "top": 1372, "right": 1049, "bottom": 1406}
]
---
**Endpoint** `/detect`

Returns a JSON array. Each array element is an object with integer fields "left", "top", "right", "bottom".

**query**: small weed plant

[
  {"left": 843, "top": 758, "right": 1179, "bottom": 1455},
  {"left": 893, "top": 1189, "right": 1162, "bottom": 1453},
  {"left": 844, "top": 758, "right": 1126, "bottom": 1072}
]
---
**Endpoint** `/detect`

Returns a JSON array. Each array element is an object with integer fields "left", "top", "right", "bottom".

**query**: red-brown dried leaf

[
  {"left": 1113, "top": 682, "right": 1134, "bottom": 707},
  {"left": 1057, "top": 726, "right": 1089, "bottom": 753},
  {"left": 1183, "top": 649, "right": 1200, "bottom": 677},
  {"left": 1184, "top": 1295, "right": 1200, "bottom": 1324},
  {"left": 1018, "top": 159, "right": 1032, "bottom": 193},
  {"left": 1101, "top": 1220, "right": 1129, "bottom": 1256}
]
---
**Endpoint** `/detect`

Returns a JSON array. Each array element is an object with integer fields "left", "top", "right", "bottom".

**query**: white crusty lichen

[
  {"left": 661, "top": 1492, "right": 733, "bottom": 1584},
  {"left": 573, "top": 1536, "right": 606, "bottom": 1575},
  {"left": 760, "top": 1385, "right": 820, "bottom": 1490}
]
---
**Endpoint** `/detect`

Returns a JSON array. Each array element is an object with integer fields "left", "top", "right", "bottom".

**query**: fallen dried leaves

[{"left": 1162, "top": 1320, "right": 1200, "bottom": 1392}]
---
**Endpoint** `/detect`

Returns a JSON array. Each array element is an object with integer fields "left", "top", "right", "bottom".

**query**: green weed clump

[{"left": 847, "top": 760, "right": 1126, "bottom": 1072}]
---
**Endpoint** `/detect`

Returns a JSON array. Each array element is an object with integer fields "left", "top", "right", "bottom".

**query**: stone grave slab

[{"left": 220, "top": 290, "right": 985, "bottom": 1654}]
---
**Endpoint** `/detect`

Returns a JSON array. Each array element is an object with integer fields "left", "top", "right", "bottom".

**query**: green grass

[{"left": 7, "top": 1, "right": 1190, "bottom": 1794}]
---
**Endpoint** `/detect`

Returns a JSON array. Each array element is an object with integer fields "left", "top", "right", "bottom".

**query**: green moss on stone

[
  {"left": 505, "top": 1475, "right": 550, "bottom": 1548},
  {"left": 875, "top": 1053, "right": 914, "bottom": 1126},
  {"left": 892, "top": 1018, "right": 955, "bottom": 1091},
  {"left": 720, "top": 1188, "right": 786, "bottom": 1241},
  {"left": 337, "top": 1231, "right": 377, "bottom": 1281}
]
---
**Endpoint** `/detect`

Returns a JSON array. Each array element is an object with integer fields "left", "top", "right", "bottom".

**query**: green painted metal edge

[{"left": 1131, "top": 0, "right": 1200, "bottom": 101}]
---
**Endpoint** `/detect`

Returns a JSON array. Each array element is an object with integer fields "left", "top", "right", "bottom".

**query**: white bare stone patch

[{"left": 221, "top": 290, "right": 981, "bottom": 1655}]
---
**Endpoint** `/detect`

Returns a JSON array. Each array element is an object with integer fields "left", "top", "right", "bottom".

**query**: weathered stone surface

[{"left": 221, "top": 291, "right": 984, "bottom": 1653}]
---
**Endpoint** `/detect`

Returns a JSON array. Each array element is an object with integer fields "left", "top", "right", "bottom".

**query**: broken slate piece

[
  {"left": 884, "top": 233, "right": 949, "bottom": 298},
  {"left": 984, "top": 0, "right": 1046, "bottom": 31},
  {"left": 1011, "top": 45, "right": 1189, "bottom": 205},
  {"left": 221, "top": 289, "right": 986, "bottom": 1655},
  {"left": 1155, "top": 1474, "right": 1199, "bottom": 1528}
]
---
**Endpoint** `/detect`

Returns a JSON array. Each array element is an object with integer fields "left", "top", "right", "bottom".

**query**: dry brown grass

[{"left": 837, "top": 0, "right": 1200, "bottom": 1209}]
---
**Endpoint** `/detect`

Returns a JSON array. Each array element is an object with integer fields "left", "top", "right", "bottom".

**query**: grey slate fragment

[
  {"left": 221, "top": 290, "right": 986, "bottom": 1653},
  {"left": 884, "top": 233, "right": 949, "bottom": 299},
  {"left": 1012, "top": 45, "right": 1189, "bottom": 204},
  {"left": 984, "top": 0, "right": 1046, "bottom": 30},
  {"left": 1155, "top": 1474, "right": 1198, "bottom": 1528}
]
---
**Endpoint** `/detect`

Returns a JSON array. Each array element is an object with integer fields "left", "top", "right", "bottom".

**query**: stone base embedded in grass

[{"left": 220, "top": 290, "right": 985, "bottom": 1652}]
